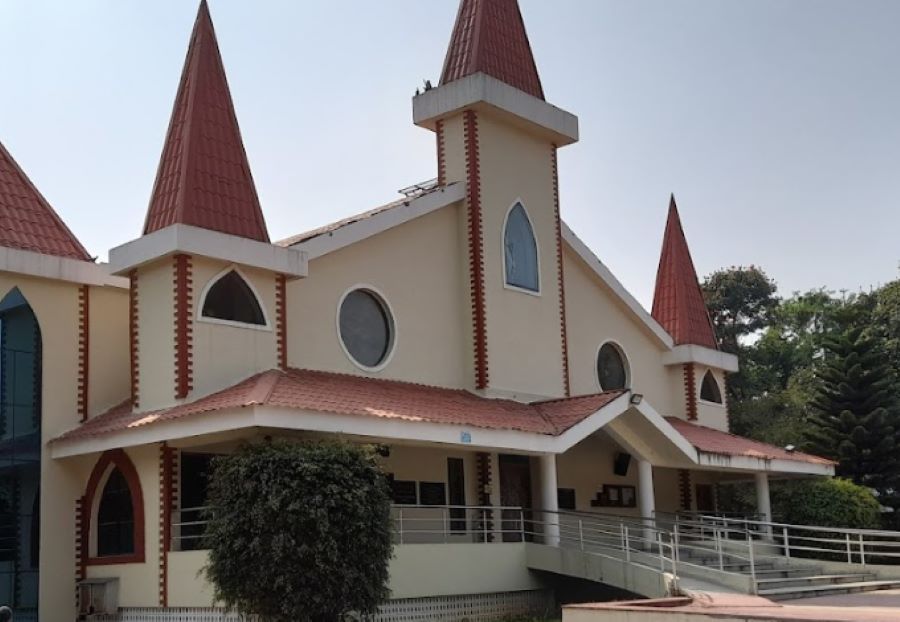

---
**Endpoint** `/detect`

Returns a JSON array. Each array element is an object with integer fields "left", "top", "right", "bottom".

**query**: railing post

[
  {"left": 782, "top": 526, "right": 790, "bottom": 558},
  {"left": 520, "top": 509, "right": 526, "bottom": 543},
  {"left": 859, "top": 533, "right": 866, "bottom": 566},
  {"left": 657, "top": 532, "right": 665, "bottom": 572},
  {"left": 716, "top": 528, "right": 724, "bottom": 571},
  {"left": 673, "top": 522, "right": 680, "bottom": 563},
  {"left": 443, "top": 508, "right": 448, "bottom": 543},
  {"left": 846, "top": 533, "right": 853, "bottom": 564},
  {"left": 624, "top": 526, "right": 631, "bottom": 562},
  {"left": 579, "top": 519, "right": 584, "bottom": 551},
  {"left": 747, "top": 532, "right": 757, "bottom": 594},
  {"left": 398, "top": 508, "right": 404, "bottom": 545},
  {"left": 482, "top": 508, "right": 488, "bottom": 543}
]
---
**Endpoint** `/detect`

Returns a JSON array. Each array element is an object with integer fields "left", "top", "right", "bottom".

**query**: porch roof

[
  {"left": 665, "top": 417, "right": 835, "bottom": 466},
  {"left": 53, "top": 368, "right": 626, "bottom": 444}
]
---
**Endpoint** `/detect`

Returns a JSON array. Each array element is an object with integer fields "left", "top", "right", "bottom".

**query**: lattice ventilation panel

[{"left": 92, "top": 590, "right": 554, "bottom": 622}]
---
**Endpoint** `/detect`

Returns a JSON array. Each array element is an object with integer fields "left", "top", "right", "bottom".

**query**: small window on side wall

[
  {"left": 97, "top": 468, "right": 135, "bottom": 557},
  {"left": 504, "top": 203, "right": 539, "bottom": 292},
  {"left": 700, "top": 370, "right": 723, "bottom": 403},
  {"left": 597, "top": 342, "right": 629, "bottom": 391},
  {"left": 201, "top": 270, "right": 266, "bottom": 326}
]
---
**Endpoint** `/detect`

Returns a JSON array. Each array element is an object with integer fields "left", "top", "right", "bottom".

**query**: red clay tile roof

[
  {"left": 651, "top": 196, "right": 718, "bottom": 349},
  {"left": 0, "top": 140, "right": 91, "bottom": 261},
  {"left": 143, "top": 0, "right": 269, "bottom": 242},
  {"left": 440, "top": 0, "right": 545, "bottom": 99},
  {"left": 666, "top": 417, "right": 835, "bottom": 465},
  {"left": 53, "top": 368, "right": 625, "bottom": 443}
]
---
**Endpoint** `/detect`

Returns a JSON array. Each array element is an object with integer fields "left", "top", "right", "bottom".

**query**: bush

[
  {"left": 771, "top": 478, "right": 881, "bottom": 529},
  {"left": 204, "top": 440, "right": 393, "bottom": 621}
]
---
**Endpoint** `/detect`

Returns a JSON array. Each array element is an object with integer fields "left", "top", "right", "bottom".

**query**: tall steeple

[
  {"left": 440, "top": 0, "right": 544, "bottom": 100},
  {"left": 0, "top": 140, "right": 91, "bottom": 261},
  {"left": 143, "top": 0, "right": 269, "bottom": 242},
  {"left": 652, "top": 196, "right": 718, "bottom": 349}
]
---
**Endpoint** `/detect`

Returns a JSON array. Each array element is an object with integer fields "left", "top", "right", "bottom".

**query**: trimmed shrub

[
  {"left": 204, "top": 440, "right": 393, "bottom": 621},
  {"left": 771, "top": 478, "right": 881, "bottom": 529}
]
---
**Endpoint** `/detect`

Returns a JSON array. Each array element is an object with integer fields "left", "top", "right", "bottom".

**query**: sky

[{"left": 1, "top": 0, "right": 898, "bottom": 309}]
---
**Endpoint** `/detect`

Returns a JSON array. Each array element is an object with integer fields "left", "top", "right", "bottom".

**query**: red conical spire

[
  {"left": 440, "top": 0, "right": 544, "bottom": 100},
  {"left": 144, "top": 0, "right": 269, "bottom": 242},
  {"left": 0, "top": 140, "right": 91, "bottom": 261},
  {"left": 651, "top": 196, "right": 718, "bottom": 349}
]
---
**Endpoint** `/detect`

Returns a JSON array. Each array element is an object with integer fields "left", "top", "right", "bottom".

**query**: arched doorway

[{"left": 0, "top": 288, "right": 41, "bottom": 613}]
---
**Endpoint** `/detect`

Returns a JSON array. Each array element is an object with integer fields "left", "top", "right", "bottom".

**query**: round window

[
  {"left": 597, "top": 343, "right": 629, "bottom": 391},
  {"left": 338, "top": 289, "right": 394, "bottom": 369}
]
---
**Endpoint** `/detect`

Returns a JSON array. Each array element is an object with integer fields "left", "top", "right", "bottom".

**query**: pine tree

[{"left": 805, "top": 321, "right": 900, "bottom": 508}]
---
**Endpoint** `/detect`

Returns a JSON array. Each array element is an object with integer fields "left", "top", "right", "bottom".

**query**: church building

[{"left": 0, "top": 1, "right": 833, "bottom": 620}]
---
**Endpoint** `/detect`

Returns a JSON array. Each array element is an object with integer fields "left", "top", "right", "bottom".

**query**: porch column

[
  {"left": 637, "top": 459, "right": 656, "bottom": 550},
  {"left": 755, "top": 472, "right": 773, "bottom": 538},
  {"left": 538, "top": 454, "right": 560, "bottom": 546}
]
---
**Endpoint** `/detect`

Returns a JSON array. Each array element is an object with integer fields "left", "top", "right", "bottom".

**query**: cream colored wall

[
  {"left": 379, "top": 445, "right": 479, "bottom": 508},
  {"left": 557, "top": 432, "right": 641, "bottom": 517},
  {"left": 0, "top": 274, "right": 83, "bottom": 621},
  {"left": 86, "top": 444, "right": 160, "bottom": 607},
  {"left": 695, "top": 366, "right": 729, "bottom": 431},
  {"left": 472, "top": 112, "right": 565, "bottom": 399},
  {"left": 563, "top": 247, "right": 672, "bottom": 409},
  {"left": 287, "top": 205, "right": 468, "bottom": 388},
  {"left": 88, "top": 285, "right": 130, "bottom": 416},
  {"left": 135, "top": 260, "right": 175, "bottom": 411},
  {"left": 191, "top": 258, "right": 277, "bottom": 399}
]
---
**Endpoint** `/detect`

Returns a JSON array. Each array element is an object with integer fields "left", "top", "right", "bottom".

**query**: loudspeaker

[{"left": 613, "top": 452, "right": 632, "bottom": 477}]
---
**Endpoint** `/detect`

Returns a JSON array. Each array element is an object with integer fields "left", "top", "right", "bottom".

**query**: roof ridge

[
  {"left": 530, "top": 389, "right": 625, "bottom": 406},
  {"left": 0, "top": 140, "right": 92, "bottom": 261}
]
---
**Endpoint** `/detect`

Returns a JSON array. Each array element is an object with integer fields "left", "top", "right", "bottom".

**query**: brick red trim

[
  {"left": 722, "top": 371, "right": 732, "bottom": 431},
  {"left": 476, "top": 452, "right": 493, "bottom": 542},
  {"left": 275, "top": 274, "right": 287, "bottom": 370},
  {"left": 678, "top": 469, "right": 693, "bottom": 510},
  {"left": 684, "top": 363, "right": 698, "bottom": 421},
  {"left": 75, "top": 495, "right": 86, "bottom": 610},
  {"left": 173, "top": 254, "right": 194, "bottom": 399},
  {"left": 129, "top": 270, "right": 139, "bottom": 408},
  {"left": 159, "top": 443, "right": 176, "bottom": 606},
  {"left": 77, "top": 285, "right": 90, "bottom": 421},
  {"left": 464, "top": 110, "right": 488, "bottom": 390},
  {"left": 84, "top": 449, "right": 146, "bottom": 565},
  {"left": 551, "top": 146, "right": 570, "bottom": 397},
  {"left": 436, "top": 119, "right": 447, "bottom": 187}
]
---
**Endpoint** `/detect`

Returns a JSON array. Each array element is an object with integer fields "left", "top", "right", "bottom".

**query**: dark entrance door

[
  {"left": 499, "top": 454, "right": 532, "bottom": 542},
  {"left": 696, "top": 484, "right": 715, "bottom": 513}
]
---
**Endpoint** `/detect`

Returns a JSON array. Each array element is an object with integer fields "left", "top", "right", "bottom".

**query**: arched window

[
  {"left": 504, "top": 203, "right": 539, "bottom": 292},
  {"left": 700, "top": 370, "right": 723, "bottom": 403},
  {"left": 84, "top": 449, "right": 145, "bottom": 564},
  {"left": 201, "top": 269, "right": 266, "bottom": 326},
  {"left": 97, "top": 468, "right": 135, "bottom": 557},
  {"left": 338, "top": 288, "right": 395, "bottom": 369},
  {"left": 597, "top": 342, "right": 629, "bottom": 391}
]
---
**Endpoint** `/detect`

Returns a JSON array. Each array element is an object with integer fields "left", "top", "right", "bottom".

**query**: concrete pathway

[{"left": 788, "top": 587, "right": 900, "bottom": 608}]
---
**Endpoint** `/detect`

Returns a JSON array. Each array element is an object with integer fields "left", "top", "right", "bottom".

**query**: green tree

[
  {"left": 861, "top": 280, "right": 900, "bottom": 371},
  {"left": 702, "top": 266, "right": 778, "bottom": 354},
  {"left": 805, "top": 316, "right": 900, "bottom": 507},
  {"left": 204, "top": 440, "right": 393, "bottom": 621},
  {"left": 771, "top": 478, "right": 881, "bottom": 529}
]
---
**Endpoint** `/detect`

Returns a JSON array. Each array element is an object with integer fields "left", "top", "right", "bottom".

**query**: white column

[
  {"left": 539, "top": 454, "right": 560, "bottom": 546},
  {"left": 755, "top": 472, "right": 773, "bottom": 538},
  {"left": 637, "top": 459, "right": 656, "bottom": 549}
]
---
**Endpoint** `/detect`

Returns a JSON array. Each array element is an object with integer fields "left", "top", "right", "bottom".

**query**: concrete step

[
  {"left": 756, "top": 573, "right": 877, "bottom": 591},
  {"left": 759, "top": 579, "right": 900, "bottom": 601},
  {"left": 750, "top": 567, "right": 825, "bottom": 579}
]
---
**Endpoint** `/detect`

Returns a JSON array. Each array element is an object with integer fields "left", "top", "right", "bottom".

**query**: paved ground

[{"left": 789, "top": 588, "right": 900, "bottom": 607}]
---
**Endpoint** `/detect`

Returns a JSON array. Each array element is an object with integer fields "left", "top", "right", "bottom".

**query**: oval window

[
  {"left": 597, "top": 343, "right": 629, "bottom": 391},
  {"left": 339, "top": 289, "right": 394, "bottom": 369}
]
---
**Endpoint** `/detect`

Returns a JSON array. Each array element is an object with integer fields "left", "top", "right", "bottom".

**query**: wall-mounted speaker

[{"left": 613, "top": 452, "right": 632, "bottom": 477}]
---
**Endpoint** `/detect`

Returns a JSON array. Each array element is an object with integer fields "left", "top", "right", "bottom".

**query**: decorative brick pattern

[
  {"left": 159, "top": 444, "right": 177, "bottom": 606},
  {"left": 476, "top": 452, "right": 494, "bottom": 542},
  {"left": 75, "top": 496, "right": 86, "bottom": 608},
  {"left": 77, "top": 284, "right": 90, "bottom": 421},
  {"left": 436, "top": 119, "right": 447, "bottom": 187},
  {"left": 173, "top": 254, "right": 194, "bottom": 400},
  {"left": 551, "top": 146, "right": 570, "bottom": 397},
  {"left": 84, "top": 449, "right": 146, "bottom": 565},
  {"left": 275, "top": 274, "right": 287, "bottom": 370},
  {"left": 683, "top": 362, "right": 697, "bottom": 421},
  {"left": 129, "top": 270, "right": 139, "bottom": 408},
  {"left": 678, "top": 469, "right": 693, "bottom": 511},
  {"left": 464, "top": 110, "right": 489, "bottom": 390}
]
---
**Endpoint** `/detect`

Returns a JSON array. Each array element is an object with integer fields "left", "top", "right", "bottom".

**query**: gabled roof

[
  {"left": 440, "top": 0, "right": 544, "bottom": 100},
  {"left": 53, "top": 367, "right": 626, "bottom": 443},
  {"left": 666, "top": 417, "right": 835, "bottom": 466},
  {"left": 143, "top": 0, "right": 268, "bottom": 242},
  {"left": 0, "top": 140, "right": 91, "bottom": 261},
  {"left": 651, "top": 196, "right": 718, "bottom": 349}
]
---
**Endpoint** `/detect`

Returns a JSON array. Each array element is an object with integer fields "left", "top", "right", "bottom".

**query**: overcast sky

[{"left": 1, "top": 1, "right": 898, "bottom": 308}]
